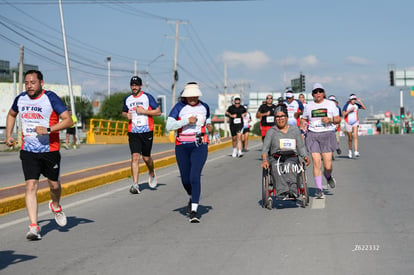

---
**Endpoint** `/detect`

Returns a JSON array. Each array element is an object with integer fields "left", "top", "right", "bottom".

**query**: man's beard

[{"left": 28, "top": 89, "right": 42, "bottom": 99}]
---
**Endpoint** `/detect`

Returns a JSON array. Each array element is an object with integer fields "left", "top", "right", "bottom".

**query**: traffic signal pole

[{"left": 400, "top": 89, "right": 404, "bottom": 135}]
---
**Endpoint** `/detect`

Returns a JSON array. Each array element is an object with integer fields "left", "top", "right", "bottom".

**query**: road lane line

[{"left": 311, "top": 197, "right": 326, "bottom": 209}]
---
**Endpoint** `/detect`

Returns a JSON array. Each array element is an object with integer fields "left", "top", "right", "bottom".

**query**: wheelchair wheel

[
  {"left": 261, "top": 168, "right": 271, "bottom": 209},
  {"left": 301, "top": 168, "right": 309, "bottom": 206}
]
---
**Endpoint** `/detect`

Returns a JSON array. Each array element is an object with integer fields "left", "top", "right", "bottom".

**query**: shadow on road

[
  {"left": 0, "top": 250, "right": 37, "bottom": 270},
  {"left": 38, "top": 216, "right": 94, "bottom": 237}
]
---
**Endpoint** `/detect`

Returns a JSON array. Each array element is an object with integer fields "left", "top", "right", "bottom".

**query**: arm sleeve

[
  {"left": 147, "top": 94, "right": 159, "bottom": 110},
  {"left": 122, "top": 97, "right": 128, "bottom": 113},
  {"left": 11, "top": 95, "right": 20, "bottom": 113},
  {"left": 261, "top": 128, "right": 273, "bottom": 156},
  {"left": 47, "top": 91, "right": 67, "bottom": 115},
  {"left": 295, "top": 129, "right": 308, "bottom": 157},
  {"left": 166, "top": 117, "right": 188, "bottom": 131}
]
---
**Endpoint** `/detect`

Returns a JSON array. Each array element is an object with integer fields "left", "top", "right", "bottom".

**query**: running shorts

[
  {"left": 260, "top": 125, "right": 273, "bottom": 138},
  {"left": 345, "top": 122, "right": 359, "bottom": 132},
  {"left": 230, "top": 124, "right": 244, "bottom": 137},
  {"left": 305, "top": 131, "right": 337, "bottom": 153},
  {"left": 20, "top": 150, "right": 61, "bottom": 181},
  {"left": 128, "top": 131, "right": 154, "bottom": 157},
  {"left": 66, "top": 127, "right": 76, "bottom": 135}
]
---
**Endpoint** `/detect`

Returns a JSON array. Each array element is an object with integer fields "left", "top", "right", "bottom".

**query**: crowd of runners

[{"left": 5, "top": 71, "right": 365, "bottom": 239}]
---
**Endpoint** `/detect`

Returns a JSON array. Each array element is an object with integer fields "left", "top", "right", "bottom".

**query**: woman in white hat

[
  {"left": 166, "top": 82, "right": 213, "bottom": 223},
  {"left": 342, "top": 94, "right": 366, "bottom": 158}
]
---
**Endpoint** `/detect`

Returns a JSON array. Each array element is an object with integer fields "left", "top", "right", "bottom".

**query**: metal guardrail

[{"left": 87, "top": 119, "right": 163, "bottom": 137}]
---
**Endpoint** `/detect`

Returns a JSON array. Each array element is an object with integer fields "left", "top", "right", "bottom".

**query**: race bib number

[
  {"left": 132, "top": 115, "right": 146, "bottom": 127},
  {"left": 22, "top": 122, "right": 39, "bottom": 137},
  {"left": 311, "top": 108, "right": 328, "bottom": 118},
  {"left": 279, "top": 138, "right": 296, "bottom": 150},
  {"left": 266, "top": 116, "right": 274, "bottom": 123},
  {"left": 233, "top": 118, "right": 242, "bottom": 124}
]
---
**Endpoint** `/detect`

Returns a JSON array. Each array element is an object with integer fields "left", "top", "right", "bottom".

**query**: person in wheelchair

[{"left": 261, "top": 103, "right": 311, "bottom": 199}]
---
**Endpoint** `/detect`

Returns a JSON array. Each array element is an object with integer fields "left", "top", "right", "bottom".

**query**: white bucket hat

[{"left": 181, "top": 82, "right": 202, "bottom": 97}]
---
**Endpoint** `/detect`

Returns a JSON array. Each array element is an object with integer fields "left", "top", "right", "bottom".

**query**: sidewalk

[{"left": 0, "top": 138, "right": 232, "bottom": 215}]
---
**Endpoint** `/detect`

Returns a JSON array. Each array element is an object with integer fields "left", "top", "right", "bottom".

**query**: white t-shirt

[{"left": 303, "top": 99, "right": 339, "bottom": 132}]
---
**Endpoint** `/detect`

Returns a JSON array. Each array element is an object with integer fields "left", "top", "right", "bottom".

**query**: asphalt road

[{"left": 0, "top": 135, "right": 413, "bottom": 274}]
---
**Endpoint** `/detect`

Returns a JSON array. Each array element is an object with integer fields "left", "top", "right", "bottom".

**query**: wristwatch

[{"left": 47, "top": 127, "right": 51, "bottom": 134}]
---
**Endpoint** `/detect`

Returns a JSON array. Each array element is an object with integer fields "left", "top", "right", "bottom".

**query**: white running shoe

[
  {"left": 148, "top": 173, "right": 157, "bottom": 189},
  {"left": 348, "top": 151, "right": 353, "bottom": 159},
  {"left": 26, "top": 224, "right": 41, "bottom": 240},
  {"left": 237, "top": 151, "right": 243, "bottom": 158},
  {"left": 232, "top": 149, "right": 237, "bottom": 158},
  {"left": 129, "top": 183, "right": 141, "bottom": 194},
  {"left": 354, "top": 151, "right": 360, "bottom": 157},
  {"left": 49, "top": 201, "right": 67, "bottom": 227}
]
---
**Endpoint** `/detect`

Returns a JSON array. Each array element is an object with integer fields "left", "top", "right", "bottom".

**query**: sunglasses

[
  {"left": 312, "top": 89, "right": 324, "bottom": 94},
  {"left": 266, "top": 97, "right": 273, "bottom": 100},
  {"left": 275, "top": 115, "right": 287, "bottom": 119}
]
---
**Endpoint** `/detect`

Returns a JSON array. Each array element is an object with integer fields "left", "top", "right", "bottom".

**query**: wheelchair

[{"left": 261, "top": 151, "right": 309, "bottom": 209}]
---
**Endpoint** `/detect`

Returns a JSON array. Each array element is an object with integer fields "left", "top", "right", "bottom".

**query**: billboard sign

[{"left": 395, "top": 70, "right": 414, "bottom": 87}]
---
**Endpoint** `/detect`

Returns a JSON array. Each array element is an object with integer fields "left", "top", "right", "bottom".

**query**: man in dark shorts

[
  {"left": 122, "top": 76, "right": 161, "bottom": 194},
  {"left": 225, "top": 97, "right": 247, "bottom": 157},
  {"left": 6, "top": 70, "right": 73, "bottom": 240},
  {"left": 63, "top": 110, "right": 78, "bottom": 149},
  {"left": 256, "top": 94, "right": 277, "bottom": 141}
]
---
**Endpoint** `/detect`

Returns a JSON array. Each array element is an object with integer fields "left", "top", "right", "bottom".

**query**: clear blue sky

[{"left": 1, "top": 0, "right": 414, "bottom": 114}]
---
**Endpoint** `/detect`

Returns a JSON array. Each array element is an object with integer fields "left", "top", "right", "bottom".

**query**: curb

[{"left": 0, "top": 139, "right": 233, "bottom": 216}]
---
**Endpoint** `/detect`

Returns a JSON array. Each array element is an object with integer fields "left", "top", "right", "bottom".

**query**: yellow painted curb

[{"left": 0, "top": 139, "right": 233, "bottom": 216}]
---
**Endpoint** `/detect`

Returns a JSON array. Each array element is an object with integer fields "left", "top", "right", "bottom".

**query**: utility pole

[
  {"left": 58, "top": 0, "right": 77, "bottom": 142},
  {"left": 167, "top": 20, "right": 187, "bottom": 108},
  {"left": 107, "top": 56, "right": 111, "bottom": 97},
  {"left": 17, "top": 45, "right": 24, "bottom": 146}
]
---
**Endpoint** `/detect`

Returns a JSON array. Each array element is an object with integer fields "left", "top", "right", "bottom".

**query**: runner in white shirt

[
  {"left": 302, "top": 83, "right": 341, "bottom": 199},
  {"left": 342, "top": 94, "right": 366, "bottom": 158},
  {"left": 283, "top": 89, "right": 304, "bottom": 127}
]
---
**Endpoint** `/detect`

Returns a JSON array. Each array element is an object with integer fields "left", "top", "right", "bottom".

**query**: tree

[
  {"left": 61, "top": 95, "right": 93, "bottom": 129},
  {"left": 98, "top": 92, "right": 130, "bottom": 121}
]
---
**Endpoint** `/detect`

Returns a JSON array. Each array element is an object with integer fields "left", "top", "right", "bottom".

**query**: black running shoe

[
  {"left": 186, "top": 199, "right": 192, "bottom": 215},
  {"left": 189, "top": 211, "right": 200, "bottom": 223},
  {"left": 327, "top": 176, "right": 336, "bottom": 189},
  {"left": 336, "top": 148, "right": 342, "bottom": 155},
  {"left": 315, "top": 188, "right": 325, "bottom": 199}
]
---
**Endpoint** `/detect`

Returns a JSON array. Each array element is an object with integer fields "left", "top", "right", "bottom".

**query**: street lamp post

[{"left": 107, "top": 56, "right": 111, "bottom": 97}]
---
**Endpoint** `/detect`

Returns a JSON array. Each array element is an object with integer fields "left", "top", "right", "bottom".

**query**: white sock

[{"left": 191, "top": 203, "right": 198, "bottom": 212}]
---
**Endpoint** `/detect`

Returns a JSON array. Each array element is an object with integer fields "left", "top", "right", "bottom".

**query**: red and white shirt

[
  {"left": 122, "top": 92, "right": 158, "bottom": 133},
  {"left": 11, "top": 90, "right": 67, "bottom": 152}
]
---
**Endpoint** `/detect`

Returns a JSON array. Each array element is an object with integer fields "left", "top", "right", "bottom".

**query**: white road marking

[{"left": 311, "top": 197, "right": 326, "bottom": 209}]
